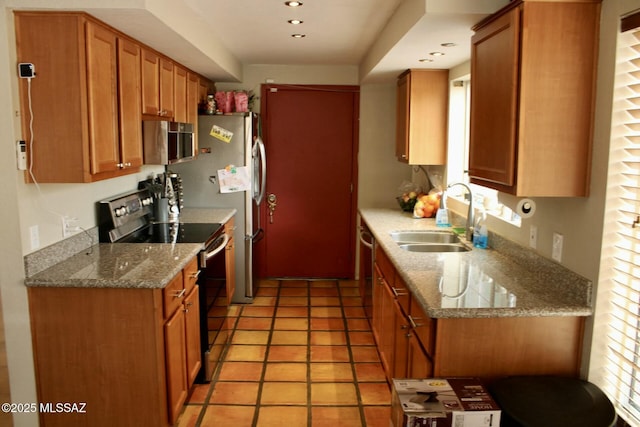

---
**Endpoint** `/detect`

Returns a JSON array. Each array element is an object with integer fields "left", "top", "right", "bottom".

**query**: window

[{"left": 592, "top": 12, "right": 640, "bottom": 426}]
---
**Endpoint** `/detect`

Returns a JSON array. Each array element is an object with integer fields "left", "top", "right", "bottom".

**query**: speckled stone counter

[
  {"left": 23, "top": 208, "right": 236, "bottom": 287},
  {"left": 360, "top": 208, "right": 592, "bottom": 319},
  {"left": 25, "top": 243, "right": 202, "bottom": 289}
]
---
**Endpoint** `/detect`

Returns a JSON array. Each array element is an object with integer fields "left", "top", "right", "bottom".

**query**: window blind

[{"left": 599, "top": 13, "right": 640, "bottom": 426}]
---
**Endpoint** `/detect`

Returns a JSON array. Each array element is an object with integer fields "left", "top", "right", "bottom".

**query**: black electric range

[{"left": 118, "top": 222, "right": 223, "bottom": 246}]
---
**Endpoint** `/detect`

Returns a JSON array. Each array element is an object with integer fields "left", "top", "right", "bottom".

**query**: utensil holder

[{"left": 154, "top": 198, "right": 169, "bottom": 222}]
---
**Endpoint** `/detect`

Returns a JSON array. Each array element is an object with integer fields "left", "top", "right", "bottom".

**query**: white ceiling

[
  {"left": 7, "top": 0, "right": 511, "bottom": 83},
  {"left": 181, "top": 0, "right": 511, "bottom": 82}
]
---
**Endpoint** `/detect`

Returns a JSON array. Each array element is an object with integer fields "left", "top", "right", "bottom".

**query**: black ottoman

[{"left": 489, "top": 376, "right": 617, "bottom": 427}]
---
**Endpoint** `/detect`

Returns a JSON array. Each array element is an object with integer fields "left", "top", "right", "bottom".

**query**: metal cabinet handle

[
  {"left": 408, "top": 315, "right": 424, "bottom": 329},
  {"left": 392, "top": 287, "right": 408, "bottom": 297},
  {"left": 173, "top": 289, "right": 186, "bottom": 299},
  {"left": 189, "top": 270, "right": 201, "bottom": 279},
  {"left": 359, "top": 227, "right": 374, "bottom": 249}
]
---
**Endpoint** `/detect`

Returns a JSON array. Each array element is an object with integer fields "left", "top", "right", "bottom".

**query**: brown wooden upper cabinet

[
  {"left": 117, "top": 37, "right": 144, "bottom": 171},
  {"left": 14, "top": 12, "right": 142, "bottom": 183},
  {"left": 141, "top": 49, "right": 175, "bottom": 118},
  {"left": 15, "top": 11, "right": 211, "bottom": 183},
  {"left": 468, "top": 0, "right": 601, "bottom": 196},
  {"left": 395, "top": 69, "right": 449, "bottom": 165},
  {"left": 174, "top": 65, "right": 188, "bottom": 123}
]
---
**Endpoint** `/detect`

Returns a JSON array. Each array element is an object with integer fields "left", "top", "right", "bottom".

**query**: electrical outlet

[
  {"left": 29, "top": 225, "right": 39, "bottom": 250},
  {"left": 62, "top": 216, "right": 80, "bottom": 238},
  {"left": 529, "top": 225, "right": 538, "bottom": 249},
  {"left": 552, "top": 232, "right": 564, "bottom": 262}
]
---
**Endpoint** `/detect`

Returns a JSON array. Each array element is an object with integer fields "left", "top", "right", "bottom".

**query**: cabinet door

[
  {"left": 379, "top": 276, "right": 396, "bottom": 379},
  {"left": 186, "top": 72, "right": 200, "bottom": 144},
  {"left": 117, "top": 37, "right": 143, "bottom": 169},
  {"left": 372, "top": 264, "right": 385, "bottom": 347},
  {"left": 199, "top": 78, "right": 214, "bottom": 105},
  {"left": 85, "top": 21, "right": 120, "bottom": 175},
  {"left": 184, "top": 286, "right": 201, "bottom": 386},
  {"left": 159, "top": 58, "right": 175, "bottom": 118},
  {"left": 407, "top": 334, "right": 432, "bottom": 378},
  {"left": 469, "top": 8, "right": 520, "bottom": 189},
  {"left": 395, "top": 70, "right": 448, "bottom": 165},
  {"left": 174, "top": 65, "right": 187, "bottom": 123},
  {"left": 141, "top": 48, "right": 161, "bottom": 116},
  {"left": 164, "top": 308, "right": 188, "bottom": 426},
  {"left": 395, "top": 73, "right": 409, "bottom": 161},
  {"left": 409, "top": 297, "right": 436, "bottom": 357},
  {"left": 393, "top": 299, "right": 409, "bottom": 380}
]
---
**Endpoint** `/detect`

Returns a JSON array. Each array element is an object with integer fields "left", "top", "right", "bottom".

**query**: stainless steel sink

[
  {"left": 397, "top": 243, "right": 471, "bottom": 253},
  {"left": 390, "top": 230, "right": 470, "bottom": 253},
  {"left": 390, "top": 230, "right": 461, "bottom": 244}
]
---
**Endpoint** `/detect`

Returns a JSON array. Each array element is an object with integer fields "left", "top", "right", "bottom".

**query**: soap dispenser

[
  {"left": 435, "top": 193, "right": 451, "bottom": 227},
  {"left": 473, "top": 209, "right": 488, "bottom": 249}
]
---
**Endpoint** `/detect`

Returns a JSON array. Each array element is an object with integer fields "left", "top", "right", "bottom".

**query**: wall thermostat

[
  {"left": 18, "top": 63, "right": 35, "bottom": 78},
  {"left": 16, "top": 140, "right": 27, "bottom": 170}
]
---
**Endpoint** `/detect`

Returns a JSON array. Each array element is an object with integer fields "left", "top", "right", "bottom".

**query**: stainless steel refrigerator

[{"left": 171, "top": 112, "right": 266, "bottom": 303}]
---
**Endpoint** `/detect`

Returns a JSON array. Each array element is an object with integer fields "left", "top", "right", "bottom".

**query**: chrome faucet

[{"left": 445, "top": 183, "right": 474, "bottom": 241}]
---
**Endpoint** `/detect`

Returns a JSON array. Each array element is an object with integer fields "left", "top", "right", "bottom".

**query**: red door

[{"left": 260, "top": 84, "right": 359, "bottom": 278}]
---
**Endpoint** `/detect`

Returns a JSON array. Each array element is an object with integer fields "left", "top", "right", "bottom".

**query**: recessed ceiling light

[
  {"left": 285, "top": 1, "right": 303, "bottom": 6},
  {"left": 441, "top": 42, "right": 457, "bottom": 48},
  {"left": 419, "top": 58, "right": 434, "bottom": 63},
  {"left": 430, "top": 52, "right": 445, "bottom": 57},
  {"left": 288, "top": 19, "right": 304, "bottom": 25},
  {"left": 291, "top": 33, "right": 306, "bottom": 38}
]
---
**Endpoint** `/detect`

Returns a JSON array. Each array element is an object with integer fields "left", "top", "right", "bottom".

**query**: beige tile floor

[{"left": 176, "top": 279, "right": 391, "bottom": 427}]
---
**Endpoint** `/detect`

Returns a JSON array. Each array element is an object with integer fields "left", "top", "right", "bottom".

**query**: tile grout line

[
  {"left": 250, "top": 279, "right": 281, "bottom": 427},
  {"left": 193, "top": 302, "right": 245, "bottom": 427},
  {"left": 179, "top": 279, "right": 390, "bottom": 427},
  {"left": 338, "top": 279, "right": 369, "bottom": 427}
]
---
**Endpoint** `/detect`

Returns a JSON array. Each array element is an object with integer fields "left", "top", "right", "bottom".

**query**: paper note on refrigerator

[
  {"left": 210, "top": 125, "right": 234, "bottom": 143},
  {"left": 217, "top": 166, "right": 250, "bottom": 193}
]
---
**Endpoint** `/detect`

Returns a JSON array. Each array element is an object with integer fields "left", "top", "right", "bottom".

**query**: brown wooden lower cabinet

[
  {"left": 28, "top": 257, "right": 200, "bottom": 427},
  {"left": 372, "top": 246, "right": 584, "bottom": 383}
]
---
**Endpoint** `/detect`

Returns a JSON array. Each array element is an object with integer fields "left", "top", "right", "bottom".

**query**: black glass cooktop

[{"left": 119, "top": 222, "right": 223, "bottom": 245}]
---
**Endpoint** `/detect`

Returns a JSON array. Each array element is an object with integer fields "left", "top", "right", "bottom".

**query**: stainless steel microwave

[{"left": 142, "top": 121, "right": 195, "bottom": 165}]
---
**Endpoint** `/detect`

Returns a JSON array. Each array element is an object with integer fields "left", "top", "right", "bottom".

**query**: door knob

[{"left": 267, "top": 193, "right": 277, "bottom": 224}]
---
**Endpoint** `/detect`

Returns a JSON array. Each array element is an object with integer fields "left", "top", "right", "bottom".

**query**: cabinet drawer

[
  {"left": 163, "top": 271, "right": 185, "bottom": 318},
  {"left": 375, "top": 245, "right": 395, "bottom": 283},
  {"left": 409, "top": 297, "right": 436, "bottom": 357},
  {"left": 183, "top": 257, "right": 199, "bottom": 294}
]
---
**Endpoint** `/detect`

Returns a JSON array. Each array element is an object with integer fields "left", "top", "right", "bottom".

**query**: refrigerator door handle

[{"left": 253, "top": 137, "right": 267, "bottom": 205}]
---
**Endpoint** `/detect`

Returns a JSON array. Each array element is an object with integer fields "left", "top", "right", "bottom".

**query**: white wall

[{"left": 1, "top": 3, "right": 38, "bottom": 425}]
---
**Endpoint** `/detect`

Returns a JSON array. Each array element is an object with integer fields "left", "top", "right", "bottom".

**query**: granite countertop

[
  {"left": 360, "top": 208, "right": 593, "bottom": 319},
  {"left": 24, "top": 208, "right": 237, "bottom": 289},
  {"left": 24, "top": 243, "right": 202, "bottom": 289}
]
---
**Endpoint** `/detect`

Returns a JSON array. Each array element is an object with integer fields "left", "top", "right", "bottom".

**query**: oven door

[
  {"left": 199, "top": 233, "right": 229, "bottom": 268},
  {"left": 198, "top": 231, "right": 231, "bottom": 383}
]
